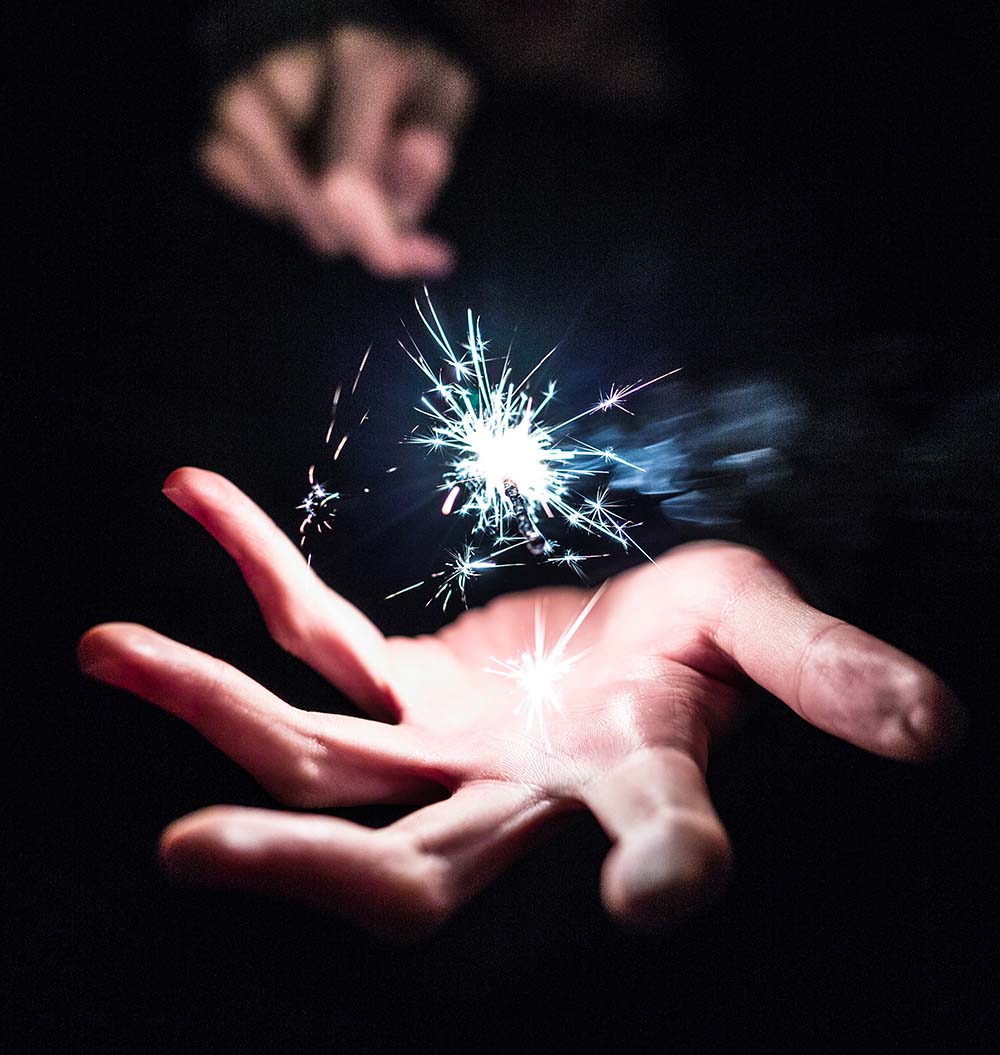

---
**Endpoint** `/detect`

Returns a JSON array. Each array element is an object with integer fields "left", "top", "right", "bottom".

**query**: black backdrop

[{"left": 9, "top": 3, "right": 1000, "bottom": 1051}]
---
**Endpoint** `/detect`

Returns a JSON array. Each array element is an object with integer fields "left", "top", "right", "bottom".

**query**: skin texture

[
  {"left": 78, "top": 468, "right": 965, "bottom": 939},
  {"left": 200, "top": 26, "right": 475, "bottom": 277}
]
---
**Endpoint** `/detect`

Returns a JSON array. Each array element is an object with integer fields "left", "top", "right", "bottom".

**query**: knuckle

[
  {"left": 793, "top": 619, "right": 848, "bottom": 704},
  {"left": 267, "top": 615, "right": 298, "bottom": 655},
  {"left": 669, "top": 541, "right": 786, "bottom": 609},
  {"left": 264, "top": 594, "right": 316, "bottom": 658},
  {"left": 715, "top": 542, "right": 777, "bottom": 580},
  {"left": 269, "top": 752, "right": 329, "bottom": 809},
  {"left": 372, "top": 834, "right": 455, "bottom": 938},
  {"left": 713, "top": 550, "right": 795, "bottom": 637}
]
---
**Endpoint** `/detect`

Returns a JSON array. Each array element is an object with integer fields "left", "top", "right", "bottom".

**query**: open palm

[{"left": 79, "top": 468, "right": 963, "bottom": 937}]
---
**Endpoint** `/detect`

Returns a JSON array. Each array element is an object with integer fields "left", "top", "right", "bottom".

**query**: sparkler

[
  {"left": 486, "top": 584, "right": 608, "bottom": 751},
  {"left": 401, "top": 289, "right": 679, "bottom": 600},
  {"left": 296, "top": 293, "right": 678, "bottom": 608}
]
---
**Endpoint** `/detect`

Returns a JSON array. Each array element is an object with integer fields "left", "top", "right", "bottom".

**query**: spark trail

[{"left": 297, "top": 347, "right": 373, "bottom": 562}]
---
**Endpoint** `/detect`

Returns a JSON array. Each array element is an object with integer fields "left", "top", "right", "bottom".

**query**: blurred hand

[
  {"left": 199, "top": 26, "right": 475, "bottom": 278},
  {"left": 79, "top": 469, "right": 964, "bottom": 938}
]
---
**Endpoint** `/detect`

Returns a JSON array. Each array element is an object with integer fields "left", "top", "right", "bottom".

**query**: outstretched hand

[{"left": 79, "top": 469, "right": 963, "bottom": 937}]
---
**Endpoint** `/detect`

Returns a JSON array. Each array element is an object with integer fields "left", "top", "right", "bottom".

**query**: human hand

[
  {"left": 199, "top": 26, "right": 475, "bottom": 278},
  {"left": 78, "top": 469, "right": 964, "bottom": 938}
]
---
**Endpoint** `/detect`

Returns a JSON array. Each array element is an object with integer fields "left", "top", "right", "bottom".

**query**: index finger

[{"left": 162, "top": 467, "right": 393, "bottom": 718}]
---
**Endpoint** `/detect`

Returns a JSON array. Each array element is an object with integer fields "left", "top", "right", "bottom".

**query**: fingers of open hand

[
  {"left": 256, "top": 42, "right": 324, "bottom": 128},
  {"left": 583, "top": 748, "right": 731, "bottom": 928},
  {"left": 161, "top": 467, "right": 395, "bottom": 719},
  {"left": 317, "top": 165, "right": 454, "bottom": 279},
  {"left": 711, "top": 555, "right": 965, "bottom": 760},
  {"left": 383, "top": 125, "right": 454, "bottom": 227},
  {"left": 207, "top": 75, "right": 340, "bottom": 253},
  {"left": 381, "top": 58, "right": 474, "bottom": 227},
  {"left": 77, "top": 623, "right": 438, "bottom": 807},
  {"left": 198, "top": 136, "right": 281, "bottom": 220},
  {"left": 160, "top": 782, "right": 556, "bottom": 939},
  {"left": 324, "top": 27, "right": 473, "bottom": 165},
  {"left": 318, "top": 28, "right": 470, "bottom": 276},
  {"left": 199, "top": 27, "right": 471, "bottom": 272}
]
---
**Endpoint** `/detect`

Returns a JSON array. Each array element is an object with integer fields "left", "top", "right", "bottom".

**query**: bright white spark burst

[
  {"left": 399, "top": 289, "right": 679, "bottom": 602},
  {"left": 486, "top": 585, "right": 607, "bottom": 751}
]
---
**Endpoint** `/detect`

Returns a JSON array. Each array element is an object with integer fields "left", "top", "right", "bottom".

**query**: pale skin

[{"left": 78, "top": 468, "right": 964, "bottom": 939}]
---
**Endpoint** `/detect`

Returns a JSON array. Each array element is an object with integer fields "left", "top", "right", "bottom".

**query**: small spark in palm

[{"left": 486, "top": 585, "right": 607, "bottom": 750}]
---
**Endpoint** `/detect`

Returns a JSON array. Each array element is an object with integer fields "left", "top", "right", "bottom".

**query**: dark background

[{"left": 9, "top": 2, "right": 1000, "bottom": 1051}]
